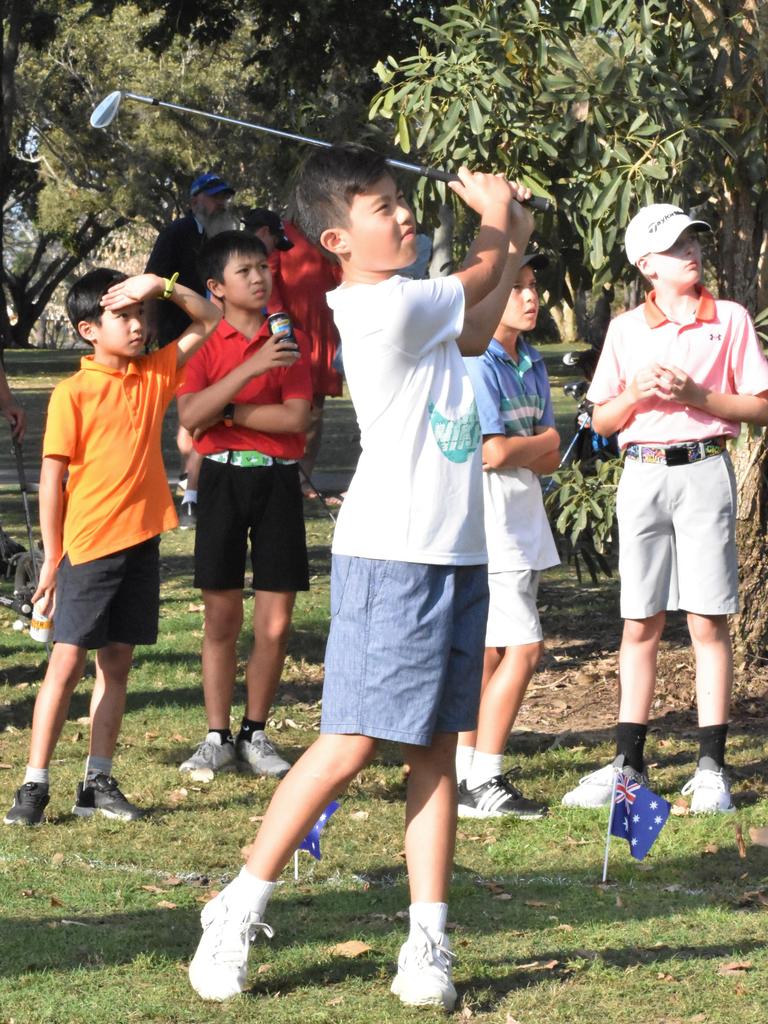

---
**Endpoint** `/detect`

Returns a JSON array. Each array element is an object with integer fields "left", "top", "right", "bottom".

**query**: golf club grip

[
  {"left": 11, "top": 439, "right": 28, "bottom": 492},
  {"left": 416, "top": 165, "right": 552, "bottom": 212}
]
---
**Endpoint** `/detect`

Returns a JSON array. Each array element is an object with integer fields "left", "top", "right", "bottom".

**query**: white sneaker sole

[
  {"left": 236, "top": 760, "right": 290, "bottom": 779},
  {"left": 390, "top": 974, "right": 456, "bottom": 1011},
  {"left": 457, "top": 804, "right": 546, "bottom": 820},
  {"left": 72, "top": 805, "right": 142, "bottom": 820},
  {"left": 561, "top": 791, "right": 612, "bottom": 809},
  {"left": 188, "top": 959, "right": 244, "bottom": 1002},
  {"left": 179, "top": 762, "right": 238, "bottom": 775}
]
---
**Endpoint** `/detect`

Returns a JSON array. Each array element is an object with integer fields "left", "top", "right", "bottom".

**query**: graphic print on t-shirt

[{"left": 428, "top": 400, "right": 481, "bottom": 464}]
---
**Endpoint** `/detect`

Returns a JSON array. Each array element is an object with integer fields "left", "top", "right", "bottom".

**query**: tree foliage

[{"left": 371, "top": 0, "right": 767, "bottom": 310}]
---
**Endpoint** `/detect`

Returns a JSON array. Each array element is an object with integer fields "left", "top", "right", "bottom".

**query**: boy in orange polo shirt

[
  {"left": 177, "top": 231, "right": 312, "bottom": 780},
  {"left": 3, "top": 268, "right": 221, "bottom": 826}
]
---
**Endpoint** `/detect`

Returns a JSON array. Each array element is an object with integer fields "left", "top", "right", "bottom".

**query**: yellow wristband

[{"left": 161, "top": 272, "right": 179, "bottom": 300}]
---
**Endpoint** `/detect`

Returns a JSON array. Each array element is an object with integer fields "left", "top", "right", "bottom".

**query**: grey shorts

[
  {"left": 616, "top": 452, "right": 738, "bottom": 618},
  {"left": 53, "top": 537, "right": 161, "bottom": 649},
  {"left": 321, "top": 556, "right": 489, "bottom": 746},
  {"left": 485, "top": 569, "right": 543, "bottom": 647}
]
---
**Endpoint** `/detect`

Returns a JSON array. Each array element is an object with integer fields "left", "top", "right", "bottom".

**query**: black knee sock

[
  {"left": 697, "top": 724, "right": 728, "bottom": 769},
  {"left": 238, "top": 718, "right": 266, "bottom": 742},
  {"left": 615, "top": 722, "right": 648, "bottom": 773}
]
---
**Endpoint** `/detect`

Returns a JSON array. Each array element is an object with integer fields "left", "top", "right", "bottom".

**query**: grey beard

[{"left": 198, "top": 208, "right": 239, "bottom": 237}]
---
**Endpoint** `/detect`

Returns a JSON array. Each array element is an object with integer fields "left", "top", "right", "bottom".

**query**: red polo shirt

[{"left": 179, "top": 317, "right": 312, "bottom": 460}]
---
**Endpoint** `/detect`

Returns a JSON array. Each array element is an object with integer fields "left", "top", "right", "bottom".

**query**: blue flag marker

[
  {"left": 608, "top": 773, "right": 671, "bottom": 861},
  {"left": 298, "top": 800, "right": 340, "bottom": 861}
]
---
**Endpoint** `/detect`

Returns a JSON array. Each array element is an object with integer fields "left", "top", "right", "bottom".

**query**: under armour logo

[{"left": 709, "top": 332, "right": 722, "bottom": 342}]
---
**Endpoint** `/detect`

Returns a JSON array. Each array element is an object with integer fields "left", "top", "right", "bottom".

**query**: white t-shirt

[{"left": 326, "top": 274, "right": 486, "bottom": 565}]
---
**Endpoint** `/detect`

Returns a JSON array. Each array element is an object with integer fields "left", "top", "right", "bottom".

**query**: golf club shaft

[
  {"left": 116, "top": 92, "right": 551, "bottom": 212},
  {"left": 11, "top": 439, "right": 40, "bottom": 586}
]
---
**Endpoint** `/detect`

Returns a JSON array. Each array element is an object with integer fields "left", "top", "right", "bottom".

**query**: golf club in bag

[{"left": 90, "top": 90, "right": 552, "bottom": 212}]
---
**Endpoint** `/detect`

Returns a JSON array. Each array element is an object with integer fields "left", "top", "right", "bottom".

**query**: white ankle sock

[
  {"left": 231, "top": 867, "right": 275, "bottom": 915},
  {"left": 183, "top": 489, "right": 197, "bottom": 504},
  {"left": 455, "top": 745, "right": 475, "bottom": 785},
  {"left": 467, "top": 751, "right": 503, "bottom": 790},
  {"left": 409, "top": 901, "right": 448, "bottom": 942},
  {"left": 24, "top": 766, "right": 49, "bottom": 785},
  {"left": 85, "top": 756, "right": 112, "bottom": 781}
]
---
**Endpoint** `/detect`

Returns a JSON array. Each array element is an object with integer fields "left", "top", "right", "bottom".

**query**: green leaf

[
  {"left": 397, "top": 112, "right": 410, "bottom": 153},
  {"left": 468, "top": 98, "right": 485, "bottom": 135}
]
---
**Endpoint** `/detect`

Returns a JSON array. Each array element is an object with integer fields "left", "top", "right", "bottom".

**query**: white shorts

[
  {"left": 616, "top": 452, "right": 738, "bottom": 619},
  {"left": 485, "top": 569, "right": 543, "bottom": 647}
]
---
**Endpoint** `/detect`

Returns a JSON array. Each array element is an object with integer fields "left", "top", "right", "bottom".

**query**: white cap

[{"left": 625, "top": 204, "right": 711, "bottom": 266}]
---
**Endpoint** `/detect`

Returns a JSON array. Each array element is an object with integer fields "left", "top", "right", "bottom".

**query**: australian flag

[
  {"left": 298, "top": 800, "right": 340, "bottom": 860},
  {"left": 609, "top": 773, "right": 671, "bottom": 860}
]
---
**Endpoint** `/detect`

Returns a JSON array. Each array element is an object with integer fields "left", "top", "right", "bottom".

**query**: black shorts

[
  {"left": 53, "top": 537, "right": 160, "bottom": 649},
  {"left": 194, "top": 458, "right": 309, "bottom": 592}
]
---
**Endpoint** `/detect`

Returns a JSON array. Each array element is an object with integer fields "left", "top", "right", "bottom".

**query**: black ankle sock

[
  {"left": 238, "top": 718, "right": 266, "bottom": 742},
  {"left": 615, "top": 722, "right": 648, "bottom": 773},
  {"left": 210, "top": 728, "right": 233, "bottom": 745},
  {"left": 697, "top": 724, "right": 728, "bottom": 768}
]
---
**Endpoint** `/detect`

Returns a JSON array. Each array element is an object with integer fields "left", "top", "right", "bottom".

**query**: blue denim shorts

[{"left": 321, "top": 556, "right": 489, "bottom": 746}]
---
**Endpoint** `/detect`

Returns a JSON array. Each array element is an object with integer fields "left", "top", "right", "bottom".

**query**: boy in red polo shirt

[
  {"left": 562, "top": 204, "right": 768, "bottom": 814},
  {"left": 177, "top": 231, "right": 312, "bottom": 779},
  {"left": 4, "top": 268, "right": 221, "bottom": 826}
]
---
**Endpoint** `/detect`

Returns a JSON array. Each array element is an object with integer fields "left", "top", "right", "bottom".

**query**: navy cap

[
  {"left": 521, "top": 252, "right": 549, "bottom": 270},
  {"left": 190, "top": 172, "right": 235, "bottom": 198},
  {"left": 242, "top": 208, "right": 294, "bottom": 251}
]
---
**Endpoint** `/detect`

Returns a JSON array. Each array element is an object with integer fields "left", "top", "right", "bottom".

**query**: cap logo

[{"left": 648, "top": 208, "right": 684, "bottom": 233}]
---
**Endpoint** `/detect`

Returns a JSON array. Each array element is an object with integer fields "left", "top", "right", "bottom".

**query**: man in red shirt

[{"left": 177, "top": 231, "right": 312, "bottom": 778}]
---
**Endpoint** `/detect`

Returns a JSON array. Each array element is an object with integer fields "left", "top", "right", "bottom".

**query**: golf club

[
  {"left": 11, "top": 439, "right": 40, "bottom": 590},
  {"left": 90, "top": 90, "right": 552, "bottom": 212}
]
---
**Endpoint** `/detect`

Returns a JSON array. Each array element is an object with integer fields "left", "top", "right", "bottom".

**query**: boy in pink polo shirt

[{"left": 562, "top": 203, "right": 768, "bottom": 814}]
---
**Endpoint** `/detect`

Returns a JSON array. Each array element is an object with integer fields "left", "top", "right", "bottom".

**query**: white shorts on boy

[
  {"left": 616, "top": 454, "right": 738, "bottom": 619},
  {"left": 485, "top": 569, "right": 543, "bottom": 647}
]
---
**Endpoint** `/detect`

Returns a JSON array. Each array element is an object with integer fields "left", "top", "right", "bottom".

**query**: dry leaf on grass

[
  {"left": 51, "top": 852, "right": 64, "bottom": 866},
  {"left": 671, "top": 798, "right": 690, "bottom": 816},
  {"left": 516, "top": 959, "right": 559, "bottom": 972},
  {"left": 165, "top": 876, "right": 183, "bottom": 886},
  {"left": 141, "top": 884, "right": 166, "bottom": 894},
  {"left": 241, "top": 843, "right": 255, "bottom": 860},
  {"left": 50, "top": 896, "right": 63, "bottom": 908},
  {"left": 656, "top": 972, "right": 676, "bottom": 982},
  {"left": 556, "top": 923, "right": 574, "bottom": 932},
  {"left": 702, "top": 843, "right": 719, "bottom": 856},
  {"left": 748, "top": 825, "right": 768, "bottom": 847},
  {"left": 524, "top": 899, "right": 549, "bottom": 908},
  {"left": 459, "top": 1008, "right": 474, "bottom": 1020},
  {"left": 167, "top": 788, "right": 188, "bottom": 805},
  {"left": 718, "top": 960, "right": 753, "bottom": 975},
  {"left": 196, "top": 890, "right": 220, "bottom": 904},
  {"left": 189, "top": 768, "right": 214, "bottom": 783},
  {"left": 187, "top": 603, "right": 204, "bottom": 612},
  {"left": 257, "top": 964, "right": 271, "bottom": 974},
  {"left": 349, "top": 810, "right": 369, "bottom": 820},
  {"left": 249, "top": 815, "right": 264, "bottom": 823},
  {"left": 0, "top": 763, "right": 13, "bottom": 769},
  {"left": 144, "top": 731, "right": 159, "bottom": 741},
  {"left": 494, "top": 893, "right": 513, "bottom": 901},
  {"left": 734, "top": 822, "right": 747, "bottom": 859},
  {"left": 157, "top": 900, "right": 177, "bottom": 910},
  {"left": 170, "top": 733, "right": 189, "bottom": 743},
  {"left": 327, "top": 996, "right": 344, "bottom": 1006},
  {"left": 329, "top": 940, "right": 371, "bottom": 958}
]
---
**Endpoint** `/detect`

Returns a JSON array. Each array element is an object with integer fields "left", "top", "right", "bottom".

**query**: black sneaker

[
  {"left": 4, "top": 782, "right": 50, "bottom": 825},
  {"left": 178, "top": 500, "right": 197, "bottom": 530},
  {"left": 73, "top": 774, "right": 146, "bottom": 821},
  {"left": 458, "top": 770, "right": 548, "bottom": 820}
]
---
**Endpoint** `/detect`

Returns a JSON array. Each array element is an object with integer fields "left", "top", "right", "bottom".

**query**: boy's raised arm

[
  {"left": 101, "top": 273, "right": 221, "bottom": 367},
  {"left": 448, "top": 168, "right": 534, "bottom": 356}
]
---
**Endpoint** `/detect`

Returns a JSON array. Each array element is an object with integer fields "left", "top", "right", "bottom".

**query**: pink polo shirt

[{"left": 588, "top": 288, "right": 768, "bottom": 448}]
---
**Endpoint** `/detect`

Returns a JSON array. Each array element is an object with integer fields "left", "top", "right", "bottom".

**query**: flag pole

[{"left": 601, "top": 768, "right": 621, "bottom": 883}]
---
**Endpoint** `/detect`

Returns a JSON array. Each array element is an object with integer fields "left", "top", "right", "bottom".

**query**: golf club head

[
  {"left": 90, "top": 91, "right": 124, "bottom": 129},
  {"left": 562, "top": 351, "right": 580, "bottom": 366}
]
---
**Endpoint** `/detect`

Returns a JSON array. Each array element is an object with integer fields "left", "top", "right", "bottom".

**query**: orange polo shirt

[{"left": 43, "top": 344, "right": 183, "bottom": 565}]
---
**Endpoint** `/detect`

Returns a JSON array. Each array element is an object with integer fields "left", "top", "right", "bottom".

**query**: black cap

[
  {"left": 520, "top": 252, "right": 549, "bottom": 270},
  {"left": 242, "top": 208, "right": 294, "bottom": 251}
]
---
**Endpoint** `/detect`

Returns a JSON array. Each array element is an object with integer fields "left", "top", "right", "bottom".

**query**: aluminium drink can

[{"left": 267, "top": 311, "right": 297, "bottom": 346}]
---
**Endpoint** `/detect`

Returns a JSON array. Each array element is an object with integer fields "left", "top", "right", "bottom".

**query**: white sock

[
  {"left": 205, "top": 730, "right": 231, "bottom": 745},
  {"left": 409, "top": 901, "right": 448, "bottom": 942},
  {"left": 24, "top": 766, "right": 49, "bottom": 785},
  {"left": 85, "top": 755, "right": 112, "bottom": 781},
  {"left": 231, "top": 866, "right": 275, "bottom": 915},
  {"left": 183, "top": 489, "right": 197, "bottom": 504},
  {"left": 455, "top": 745, "right": 475, "bottom": 785},
  {"left": 468, "top": 751, "right": 504, "bottom": 790}
]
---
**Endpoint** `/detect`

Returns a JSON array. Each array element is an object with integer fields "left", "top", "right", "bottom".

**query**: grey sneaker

[
  {"left": 4, "top": 782, "right": 50, "bottom": 825},
  {"left": 179, "top": 736, "right": 238, "bottom": 775},
  {"left": 561, "top": 754, "right": 648, "bottom": 808},
  {"left": 236, "top": 732, "right": 290, "bottom": 778}
]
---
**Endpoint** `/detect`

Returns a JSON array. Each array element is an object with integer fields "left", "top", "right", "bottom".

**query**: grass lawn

[{"left": 0, "top": 349, "right": 766, "bottom": 1024}]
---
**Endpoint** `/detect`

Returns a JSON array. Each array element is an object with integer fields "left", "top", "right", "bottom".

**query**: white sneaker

[
  {"left": 681, "top": 767, "right": 735, "bottom": 814},
  {"left": 188, "top": 887, "right": 274, "bottom": 1001},
  {"left": 236, "top": 732, "right": 291, "bottom": 778},
  {"left": 179, "top": 736, "right": 237, "bottom": 775},
  {"left": 390, "top": 924, "right": 457, "bottom": 1011},
  {"left": 561, "top": 756, "right": 648, "bottom": 808}
]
